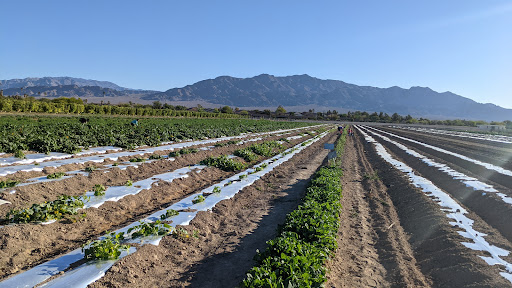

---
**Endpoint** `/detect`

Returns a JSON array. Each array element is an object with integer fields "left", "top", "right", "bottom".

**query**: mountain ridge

[{"left": 1, "top": 75, "right": 510, "bottom": 121}]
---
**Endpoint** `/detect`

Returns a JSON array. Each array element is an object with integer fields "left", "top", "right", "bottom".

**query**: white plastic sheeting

[
  {"left": 366, "top": 126, "right": 512, "bottom": 177},
  {"left": 0, "top": 130, "right": 330, "bottom": 288},
  {"left": 394, "top": 126, "right": 512, "bottom": 144},
  {"left": 360, "top": 126, "right": 512, "bottom": 206},
  {"left": 356, "top": 126, "right": 512, "bottom": 283}
]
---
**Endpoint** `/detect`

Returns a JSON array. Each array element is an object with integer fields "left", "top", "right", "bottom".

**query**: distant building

[{"left": 477, "top": 125, "right": 506, "bottom": 131}]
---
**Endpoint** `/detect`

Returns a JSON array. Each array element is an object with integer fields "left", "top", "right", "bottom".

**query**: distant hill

[
  {"left": 143, "top": 74, "right": 512, "bottom": 121},
  {"left": 0, "top": 77, "right": 135, "bottom": 91}
]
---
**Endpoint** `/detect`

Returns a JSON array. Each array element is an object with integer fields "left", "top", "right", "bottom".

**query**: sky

[{"left": 1, "top": 0, "right": 511, "bottom": 108}]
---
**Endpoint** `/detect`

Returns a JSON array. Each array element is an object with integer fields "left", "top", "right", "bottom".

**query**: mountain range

[{"left": 1, "top": 75, "right": 510, "bottom": 121}]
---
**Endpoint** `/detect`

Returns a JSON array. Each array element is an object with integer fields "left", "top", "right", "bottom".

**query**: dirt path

[
  {"left": 89, "top": 132, "right": 337, "bottom": 288},
  {"left": 326, "top": 134, "right": 430, "bottom": 287}
]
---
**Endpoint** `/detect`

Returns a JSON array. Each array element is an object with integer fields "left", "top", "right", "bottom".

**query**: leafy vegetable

[
  {"left": 82, "top": 232, "right": 129, "bottom": 261},
  {"left": 94, "top": 184, "right": 106, "bottom": 196},
  {"left": 192, "top": 195, "right": 205, "bottom": 204},
  {"left": 160, "top": 209, "right": 179, "bottom": 220},
  {"left": 5, "top": 195, "right": 86, "bottom": 223},
  {"left": 46, "top": 172, "right": 66, "bottom": 179},
  {"left": 128, "top": 220, "right": 171, "bottom": 238},
  {"left": 200, "top": 155, "right": 247, "bottom": 171}
]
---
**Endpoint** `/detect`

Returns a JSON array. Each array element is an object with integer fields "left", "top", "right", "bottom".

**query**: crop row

[
  {"left": 242, "top": 128, "right": 347, "bottom": 287},
  {"left": 0, "top": 115, "right": 315, "bottom": 154}
]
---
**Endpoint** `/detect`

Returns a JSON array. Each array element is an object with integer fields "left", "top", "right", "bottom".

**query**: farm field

[{"left": 1, "top": 116, "right": 512, "bottom": 287}]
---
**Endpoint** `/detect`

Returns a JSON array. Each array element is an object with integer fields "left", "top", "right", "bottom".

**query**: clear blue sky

[{"left": 1, "top": 0, "right": 511, "bottom": 108}]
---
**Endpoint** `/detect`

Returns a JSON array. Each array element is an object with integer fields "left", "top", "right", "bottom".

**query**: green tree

[{"left": 275, "top": 105, "right": 286, "bottom": 114}]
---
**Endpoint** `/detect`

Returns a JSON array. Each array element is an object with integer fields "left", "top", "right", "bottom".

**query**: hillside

[
  {"left": 143, "top": 74, "right": 512, "bottom": 121},
  {"left": 1, "top": 85, "right": 155, "bottom": 98},
  {"left": 0, "top": 77, "right": 135, "bottom": 91}
]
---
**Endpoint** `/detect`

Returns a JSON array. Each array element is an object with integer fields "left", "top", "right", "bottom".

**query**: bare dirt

[
  {"left": 325, "top": 135, "right": 430, "bottom": 287},
  {"left": 356, "top": 126, "right": 512, "bottom": 287}
]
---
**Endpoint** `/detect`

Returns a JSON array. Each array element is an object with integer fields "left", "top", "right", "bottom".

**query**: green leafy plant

[
  {"left": 112, "top": 162, "right": 119, "bottom": 166},
  {"left": 160, "top": 209, "right": 179, "bottom": 220},
  {"left": 149, "top": 154, "right": 162, "bottom": 160},
  {"left": 14, "top": 150, "right": 26, "bottom": 159},
  {"left": 46, "top": 172, "right": 66, "bottom": 179},
  {"left": 94, "top": 184, "right": 106, "bottom": 196},
  {"left": 192, "top": 195, "right": 205, "bottom": 204},
  {"left": 129, "top": 157, "right": 145, "bottom": 162},
  {"left": 84, "top": 166, "right": 96, "bottom": 173},
  {"left": 239, "top": 174, "right": 248, "bottom": 179},
  {"left": 234, "top": 148, "right": 258, "bottom": 162},
  {"left": 0, "top": 179, "right": 20, "bottom": 189},
  {"left": 212, "top": 186, "right": 222, "bottom": 193},
  {"left": 200, "top": 155, "right": 247, "bottom": 172},
  {"left": 5, "top": 195, "right": 86, "bottom": 223},
  {"left": 241, "top": 131, "right": 347, "bottom": 287},
  {"left": 82, "top": 232, "right": 129, "bottom": 261},
  {"left": 128, "top": 220, "right": 171, "bottom": 238},
  {"left": 125, "top": 180, "right": 133, "bottom": 186},
  {"left": 363, "top": 171, "right": 380, "bottom": 181}
]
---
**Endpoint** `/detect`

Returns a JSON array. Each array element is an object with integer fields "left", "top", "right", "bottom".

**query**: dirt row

[
  {"left": 88, "top": 131, "right": 338, "bottom": 287},
  {"left": 325, "top": 134, "right": 429, "bottom": 287},
  {"left": 0, "top": 131, "right": 320, "bottom": 280},
  {"left": 369, "top": 126, "right": 512, "bottom": 191},
  {"left": 354, "top": 127, "right": 512, "bottom": 287},
  {"left": 363, "top": 126, "right": 512, "bottom": 245},
  {"left": 379, "top": 126, "right": 512, "bottom": 171}
]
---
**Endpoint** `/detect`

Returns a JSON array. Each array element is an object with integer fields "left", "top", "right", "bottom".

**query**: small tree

[
  {"left": 221, "top": 106, "right": 233, "bottom": 114},
  {"left": 275, "top": 105, "right": 286, "bottom": 114}
]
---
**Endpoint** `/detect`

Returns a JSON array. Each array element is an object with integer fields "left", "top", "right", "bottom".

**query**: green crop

[
  {"left": 160, "top": 209, "right": 179, "bottom": 220},
  {"left": 46, "top": 172, "right": 66, "bottom": 179},
  {"left": 5, "top": 195, "right": 86, "bottom": 224},
  {"left": 94, "top": 184, "right": 106, "bottom": 196},
  {"left": 128, "top": 220, "right": 171, "bottom": 238},
  {"left": 0, "top": 179, "right": 19, "bottom": 189},
  {"left": 192, "top": 195, "right": 205, "bottom": 204},
  {"left": 84, "top": 166, "right": 96, "bottom": 173},
  {"left": 149, "top": 154, "right": 163, "bottom": 160},
  {"left": 212, "top": 186, "right": 222, "bottom": 193},
  {"left": 82, "top": 232, "right": 129, "bottom": 261},
  {"left": 169, "top": 147, "right": 199, "bottom": 157},
  {"left": 200, "top": 155, "right": 247, "bottom": 172},
  {"left": 125, "top": 180, "right": 133, "bottom": 186},
  {"left": 241, "top": 131, "right": 347, "bottom": 287},
  {"left": 129, "top": 157, "right": 145, "bottom": 162},
  {"left": 0, "top": 116, "right": 315, "bottom": 154},
  {"left": 14, "top": 150, "right": 26, "bottom": 159},
  {"left": 234, "top": 148, "right": 258, "bottom": 162}
]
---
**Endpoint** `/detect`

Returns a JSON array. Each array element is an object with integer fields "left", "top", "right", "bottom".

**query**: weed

[{"left": 363, "top": 171, "right": 380, "bottom": 181}]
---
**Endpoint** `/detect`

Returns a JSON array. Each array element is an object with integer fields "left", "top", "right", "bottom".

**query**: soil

[
  {"left": 88, "top": 132, "right": 338, "bottom": 288},
  {"left": 325, "top": 135, "right": 430, "bottom": 287},
  {"left": 356, "top": 126, "right": 512, "bottom": 287}
]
